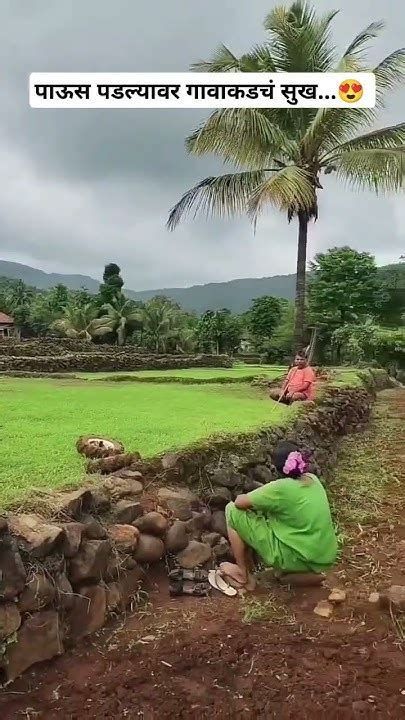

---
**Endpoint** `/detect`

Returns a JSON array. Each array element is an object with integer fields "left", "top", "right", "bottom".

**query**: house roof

[{"left": 0, "top": 312, "right": 14, "bottom": 324}]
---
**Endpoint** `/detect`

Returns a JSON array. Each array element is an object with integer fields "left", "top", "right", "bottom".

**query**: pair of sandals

[{"left": 168, "top": 567, "right": 239, "bottom": 598}]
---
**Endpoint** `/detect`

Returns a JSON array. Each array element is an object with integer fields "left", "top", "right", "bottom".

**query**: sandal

[
  {"left": 169, "top": 579, "right": 210, "bottom": 597},
  {"left": 169, "top": 568, "right": 208, "bottom": 582},
  {"left": 208, "top": 569, "right": 238, "bottom": 597}
]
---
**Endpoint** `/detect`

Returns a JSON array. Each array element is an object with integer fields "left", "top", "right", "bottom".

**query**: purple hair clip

[{"left": 283, "top": 451, "right": 307, "bottom": 476}]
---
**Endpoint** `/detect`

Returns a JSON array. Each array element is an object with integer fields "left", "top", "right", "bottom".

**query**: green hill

[{"left": 0, "top": 259, "right": 404, "bottom": 315}]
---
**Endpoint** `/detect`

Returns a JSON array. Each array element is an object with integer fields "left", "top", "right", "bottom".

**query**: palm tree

[
  {"left": 92, "top": 296, "right": 141, "bottom": 346},
  {"left": 167, "top": 2, "right": 405, "bottom": 349},
  {"left": 139, "top": 297, "right": 195, "bottom": 352},
  {"left": 52, "top": 303, "right": 99, "bottom": 341}
]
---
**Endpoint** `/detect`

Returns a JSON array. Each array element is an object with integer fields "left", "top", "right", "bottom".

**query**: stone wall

[
  {"left": 0, "top": 352, "right": 232, "bottom": 374},
  {"left": 0, "top": 372, "right": 390, "bottom": 683}
]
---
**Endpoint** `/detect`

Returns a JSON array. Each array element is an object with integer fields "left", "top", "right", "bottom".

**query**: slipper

[
  {"left": 169, "top": 579, "right": 210, "bottom": 597},
  {"left": 169, "top": 568, "right": 208, "bottom": 582},
  {"left": 208, "top": 569, "right": 237, "bottom": 597}
]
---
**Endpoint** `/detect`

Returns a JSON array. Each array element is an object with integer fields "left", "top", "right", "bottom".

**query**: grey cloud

[{"left": 0, "top": 0, "right": 404, "bottom": 291}]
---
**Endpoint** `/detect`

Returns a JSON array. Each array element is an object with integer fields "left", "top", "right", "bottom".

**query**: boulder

[
  {"left": 205, "top": 487, "right": 232, "bottom": 509},
  {"left": 88, "top": 486, "right": 111, "bottom": 513},
  {"left": 103, "top": 475, "right": 144, "bottom": 501},
  {"left": 134, "top": 535, "right": 165, "bottom": 563},
  {"left": 161, "top": 452, "right": 183, "bottom": 474},
  {"left": 201, "top": 532, "right": 221, "bottom": 547},
  {"left": 88, "top": 453, "right": 141, "bottom": 476},
  {"left": 134, "top": 512, "right": 168, "bottom": 536},
  {"left": 210, "top": 510, "right": 228, "bottom": 538},
  {"left": 164, "top": 521, "right": 189, "bottom": 553},
  {"left": 8, "top": 514, "right": 64, "bottom": 558},
  {"left": 117, "top": 566, "right": 145, "bottom": 607},
  {"left": 81, "top": 516, "right": 107, "bottom": 540},
  {"left": 68, "top": 539, "right": 112, "bottom": 584},
  {"left": 0, "top": 517, "right": 8, "bottom": 534},
  {"left": 114, "top": 500, "right": 143, "bottom": 524},
  {"left": 55, "top": 573, "right": 74, "bottom": 610},
  {"left": 165, "top": 498, "right": 193, "bottom": 521},
  {"left": 378, "top": 585, "right": 405, "bottom": 611},
  {"left": 52, "top": 488, "right": 92, "bottom": 518},
  {"left": 107, "top": 524, "right": 140, "bottom": 552},
  {"left": 250, "top": 465, "right": 274, "bottom": 484},
  {"left": 68, "top": 585, "right": 106, "bottom": 640},
  {"left": 211, "top": 469, "right": 242, "bottom": 489},
  {"left": 243, "top": 479, "right": 264, "bottom": 493},
  {"left": 176, "top": 540, "right": 212, "bottom": 569},
  {"left": 0, "top": 538, "right": 26, "bottom": 599},
  {"left": 112, "top": 467, "right": 143, "bottom": 480},
  {"left": 59, "top": 522, "right": 85, "bottom": 558},
  {"left": 212, "top": 538, "right": 232, "bottom": 562},
  {"left": 18, "top": 572, "right": 56, "bottom": 613},
  {"left": 185, "top": 511, "right": 211, "bottom": 540},
  {"left": 157, "top": 486, "right": 199, "bottom": 508},
  {"left": 0, "top": 602, "right": 21, "bottom": 641},
  {"left": 5, "top": 611, "right": 63, "bottom": 682},
  {"left": 76, "top": 435, "right": 124, "bottom": 458}
]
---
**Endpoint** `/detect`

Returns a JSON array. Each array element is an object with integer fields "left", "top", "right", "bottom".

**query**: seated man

[{"left": 270, "top": 352, "right": 316, "bottom": 404}]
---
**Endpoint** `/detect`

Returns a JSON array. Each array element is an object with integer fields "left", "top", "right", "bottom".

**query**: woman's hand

[{"left": 234, "top": 494, "right": 253, "bottom": 510}]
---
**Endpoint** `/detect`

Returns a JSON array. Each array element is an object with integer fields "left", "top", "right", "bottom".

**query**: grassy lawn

[
  {"left": 0, "top": 377, "right": 292, "bottom": 507},
  {"left": 76, "top": 364, "right": 286, "bottom": 381}
]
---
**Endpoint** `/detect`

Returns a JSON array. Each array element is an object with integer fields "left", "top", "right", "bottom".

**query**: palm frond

[
  {"left": 322, "top": 122, "right": 405, "bottom": 163},
  {"left": 237, "top": 43, "right": 277, "bottom": 72},
  {"left": 336, "top": 21, "right": 384, "bottom": 71},
  {"left": 186, "top": 109, "right": 297, "bottom": 168},
  {"left": 167, "top": 171, "right": 265, "bottom": 230},
  {"left": 334, "top": 147, "right": 405, "bottom": 192},
  {"left": 191, "top": 44, "right": 240, "bottom": 73},
  {"left": 374, "top": 48, "right": 405, "bottom": 107},
  {"left": 247, "top": 166, "right": 317, "bottom": 223}
]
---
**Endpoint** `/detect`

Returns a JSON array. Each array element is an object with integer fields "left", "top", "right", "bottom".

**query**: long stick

[{"left": 277, "top": 366, "right": 298, "bottom": 403}]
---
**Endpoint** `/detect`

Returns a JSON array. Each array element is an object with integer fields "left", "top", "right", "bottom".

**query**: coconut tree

[
  {"left": 92, "top": 296, "right": 141, "bottom": 346},
  {"left": 167, "top": 2, "right": 405, "bottom": 349},
  {"left": 52, "top": 303, "right": 99, "bottom": 341}
]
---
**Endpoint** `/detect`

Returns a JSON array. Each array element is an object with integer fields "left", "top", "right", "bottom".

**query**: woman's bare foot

[{"left": 219, "top": 562, "right": 247, "bottom": 586}]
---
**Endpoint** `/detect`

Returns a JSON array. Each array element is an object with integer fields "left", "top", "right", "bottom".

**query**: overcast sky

[{"left": 1, "top": 0, "right": 404, "bottom": 291}]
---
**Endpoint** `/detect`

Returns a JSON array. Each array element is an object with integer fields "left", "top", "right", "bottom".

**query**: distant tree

[
  {"left": 52, "top": 303, "right": 99, "bottom": 341},
  {"left": 99, "top": 263, "right": 124, "bottom": 305},
  {"left": 136, "top": 296, "right": 197, "bottom": 353},
  {"left": 308, "top": 247, "right": 386, "bottom": 325},
  {"left": 247, "top": 296, "right": 283, "bottom": 351},
  {"left": 197, "top": 309, "right": 242, "bottom": 355},
  {"left": 71, "top": 287, "right": 93, "bottom": 308},
  {"left": 266, "top": 302, "right": 295, "bottom": 362},
  {"left": 92, "top": 295, "right": 141, "bottom": 346},
  {"left": 6, "top": 279, "right": 35, "bottom": 337}
]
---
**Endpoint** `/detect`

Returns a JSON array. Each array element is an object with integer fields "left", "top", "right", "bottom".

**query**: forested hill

[{"left": 1, "top": 259, "right": 404, "bottom": 315}]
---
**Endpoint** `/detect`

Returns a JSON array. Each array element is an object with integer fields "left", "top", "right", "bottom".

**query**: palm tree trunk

[{"left": 293, "top": 212, "right": 308, "bottom": 352}]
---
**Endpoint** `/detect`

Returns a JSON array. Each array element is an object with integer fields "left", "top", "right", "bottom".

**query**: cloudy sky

[{"left": 1, "top": 0, "right": 404, "bottom": 291}]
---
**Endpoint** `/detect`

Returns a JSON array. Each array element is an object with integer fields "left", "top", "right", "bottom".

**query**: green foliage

[
  {"left": 246, "top": 296, "right": 283, "bottom": 351},
  {"left": 52, "top": 303, "right": 100, "bottom": 340},
  {"left": 168, "top": 3, "right": 405, "bottom": 347},
  {"left": 99, "top": 263, "right": 124, "bottom": 305},
  {"left": 196, "top": 309, "right": 242, "bottom": 355},
  {"left": 92, "top": 295, "right": 141, "bottom": 346},
  {"left": 332, "top": 321, "right": 405, "bottom": 371},
  {"left": 135, "top": 296, "right": 197, "bottom": 353},
  {"left": 309, "top": 247, "right": 385, "bottom": 325}
]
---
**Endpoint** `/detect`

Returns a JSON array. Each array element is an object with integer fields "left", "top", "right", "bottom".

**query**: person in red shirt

[{"left": 270, "top": 353, "right": 316, "bottom": 404}]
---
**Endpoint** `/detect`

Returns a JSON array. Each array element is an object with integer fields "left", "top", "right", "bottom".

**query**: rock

[
  {"left": 157, "top": 486, "right": 200, "bottom": 507},
  {"left": 164, "top": 521, "right": 189, "bottom": 553},
  {"left": 103, "top": 475, "right": 144, "bottom": 501},
  {"left": 76, "top": 435, "right": 124, "bottom": 458},
  {"left": 0, "top": 517, "right": 8, "bottom": 534},
  {"left": 81, "top": 516, "right": 107, "bottom": 540},
  {"left": 107, "top": 524, "right": 140, "bottom": 552},
  {"left": 55, "top": 573, "right": 74, "bottom": 610},
  {"left": 212, "top": 538, "right": 232, "bottom": 562},
  {"left": 251, "top": 465, "right": 274, "bottom": 484},
  {"left": 279, "top": 572, "right": 325, "bottom": 587},
  {"left": 106, "top": 582, "right": 122, "bottom": 612},
  {"left": 52, "top": 489, "right": 92, "bottom": 518},
  {"left": 69, "top": 585, "right": 106, "bottom": 640},
  {"left": 117, "top": 567, "right": 145, "bottom": 607},
  {"left": 211, "top": 469, "right": 242, "bottom": 489},
  {"left": 210, "top": 510, "right": 228, "bottom": 538},
  {"left": 176, "top": 541, "right": 212, "bottom": 569},
  {"left": 368, "top": 592, "right": 380, "bottom": 605},
  {"left": 0, "top": 602, "right": 21, "bottom": 641},
  {"left": 161, "top": 452, "right": 183, "bottom": 474},
  {"left": 134, "top": 512, "right": 168, "bottom": 536},
  {"left": 68, "top": 539, "right": 112, "bottom": 584},
  {"left": 59, "top": 522, "right": 85, "bottom": 558},
  {"left": 88, "top": 453, "right": 141, "bottom": 476},
  {"left": 88, "top": 486, "right": 111, "bottom": 513},
  {"left": 313, "top": 600, "right": 334, "bottom": 619},
  {"left": 243, "top": 479, "right": 264, "bottom": 493},
  {"left": 201, "top": 532, "right": 221, "bottom": 547},
  {"left": 328, "top": 588, "right": 347, "bottom": 604},
  {"left": 8, "top": 514, "right": 64, "bottom": 558},
  {"left": 104, "top": 552, "right": 137, "bottom": 580},
  {"left": 185, "top": 511, "right": 211, "bottom": 540},
  {"left": 18, "top": 572, "right": 56, "bottom": 613},
  {"left": 114, "top": 500, "right": 143, "bottom": 524},
  {"left": 206, "top": 487, "right": 232, "bottom": 508},
  {"left": 5, "top": 611, "right": 63, "bottom": 682},
  {"left": 0, "top": 539, "right": 26, "bottom": 599},
  {"left": 379, "top": 585, "right": 405, "bottom": 611},
  {"left": 134, "top": 535, "right": 164, "bottom": 563},
  {"left": 112, "top": 467, "right": 143, "bottom": 480},
  {"left": 166, "top": 498, "right": 193, "bottom": 521}
]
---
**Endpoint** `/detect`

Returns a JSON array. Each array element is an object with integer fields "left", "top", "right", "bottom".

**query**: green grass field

[
  {"left": 76, "top": 364, "right": 286, "bottom": 381},
  {"left": 0, "top": 377, "right": 292, "bottom": 507}
]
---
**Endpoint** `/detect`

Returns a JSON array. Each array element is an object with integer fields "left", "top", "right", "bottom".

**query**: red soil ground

[{"left": 1, "top": 389, "right": 405, "bottom": 719}]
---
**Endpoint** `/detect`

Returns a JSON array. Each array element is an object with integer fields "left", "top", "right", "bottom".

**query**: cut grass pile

[{"left": 0, "top": 377, "right": 291, "bottom": 507}]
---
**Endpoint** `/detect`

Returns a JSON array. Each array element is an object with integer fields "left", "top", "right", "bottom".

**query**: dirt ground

[{"left": 1, "top": 389, "right": 405, "bottom": 719}]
